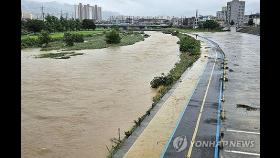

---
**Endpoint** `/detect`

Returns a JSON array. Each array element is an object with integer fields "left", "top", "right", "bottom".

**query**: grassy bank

[
  {"left": 21, "top": 30, "right": 146, "bottom": 51},
  {"left": 21, "top": 29, "right": 106, "bottom": 49},
  {"left": 21, "top": 29, "right": 106, "bottom": 40},
  {"left": 107, "top": 31, "right": 201, "bottom": 158},
  {"left": 41, "top": 32, "right": 145, "bottom": 51}
]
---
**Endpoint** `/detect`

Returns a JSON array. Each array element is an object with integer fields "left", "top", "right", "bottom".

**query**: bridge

[{"left": 96, "top": 23, "right": 170, "bottom": 30}]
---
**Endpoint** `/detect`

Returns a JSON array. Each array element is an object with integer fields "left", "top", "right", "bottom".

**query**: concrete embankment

[{"left": 122, "top": 43, "right": 209, "bottom": 158}]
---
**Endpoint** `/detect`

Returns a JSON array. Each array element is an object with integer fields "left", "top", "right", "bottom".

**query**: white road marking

[
  {"left": 186, "top": 51, "right": 218, "bottom": 158},
  {"left": 227, "top": 129, "right": 260, "bottom": 135},
  {"left": 224, "top": 150, "right": 260, "bottom": 156}
]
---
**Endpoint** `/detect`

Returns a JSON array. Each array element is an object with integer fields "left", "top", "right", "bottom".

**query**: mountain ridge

[{"left": 21, "top": 0, "right": 120, "bottom": 20}]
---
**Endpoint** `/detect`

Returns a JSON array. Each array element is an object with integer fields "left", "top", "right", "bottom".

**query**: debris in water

[
  {"left": 236, "top": 104, "right": 259, "bottom": 111},
  {"left": 36, "top": 52, "right": 84, "bottom": 59}
]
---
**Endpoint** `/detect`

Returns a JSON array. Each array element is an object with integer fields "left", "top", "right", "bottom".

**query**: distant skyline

[{"left": 24, "top": 0, "right": 260, "bottom": 16}]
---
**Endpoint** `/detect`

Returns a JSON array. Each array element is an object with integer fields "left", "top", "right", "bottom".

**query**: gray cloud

[{"left": 27, "top": 0, "right": 260, "bottom": 16}]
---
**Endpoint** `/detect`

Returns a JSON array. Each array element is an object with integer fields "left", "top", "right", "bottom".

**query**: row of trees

[
  {"left": 21, "top": 15, "right": 96, "bottom": 33},
  {"left": 198, "top": 20, "right": 220, "bottom": 30}
]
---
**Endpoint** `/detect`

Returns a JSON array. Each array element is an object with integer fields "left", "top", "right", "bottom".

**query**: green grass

[
  {"left": 40, "top": 32, "right": 145, "bottom": 51},
  {"left": 21, "top": 29, "right": 107, "bottom": 41},
  {"left": 22, "top": 30, "right": 145, "bottom": 51}
]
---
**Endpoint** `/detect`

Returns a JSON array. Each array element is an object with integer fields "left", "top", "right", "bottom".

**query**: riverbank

[
  {"left": 21, "top": 30, "right": 146, "bottom": 51},
  {"left": 121, "top": 42, "right": 209, "bottom": 158}
]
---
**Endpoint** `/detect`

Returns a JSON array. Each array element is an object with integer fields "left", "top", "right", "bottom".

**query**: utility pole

[{"left": 41, "top": 5, "right": 45, "bottom": 21}]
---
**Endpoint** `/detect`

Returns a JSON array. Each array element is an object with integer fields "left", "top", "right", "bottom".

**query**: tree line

[{"left": 21, "top": 15, "right": 96, "bottom": 34}]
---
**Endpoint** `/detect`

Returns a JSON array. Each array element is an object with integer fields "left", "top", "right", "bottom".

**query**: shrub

[
  {"left": 38, "top": 31, "right": 51, "bottom": 47},
  {"left": 171, "top": 31, "right": 179, "bottom": 36},
  {"left": 72, "top": 34, "right": 84, "bottom": 43},
  {"left": 105, "top": 29, "right": 121, "bottom": 44},
  {"left": 124, "top": 131, "right": 132, "bottom": 138},
  {"left": 21, "top": 37, "right": 40, "bottom": 48},
  {"left": 150, "top": 73, "right": 173, "bottom": 88},
  {"left": 63, "top": 32, "right": 74, "bottom": 46},
  {"left": 179, "top": 35, "right": 200, "bottom": 55},
  {"left": 63, "top": 33, "right": 84, "bottom": 46}
]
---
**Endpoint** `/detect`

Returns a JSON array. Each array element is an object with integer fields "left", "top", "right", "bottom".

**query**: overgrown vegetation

[
  {"left": 150, "top": 33, "right": 200, "bottom": 89},
  {"left": 105, "top": 29, "right": 121, "bottom": 44},
  {"left": 40, "top": 31, "right": 145, "bottom": 51},
  {"left": 63, "top": 32, "right": 84, "bottom": 46},
  {"left": 38, "top": 31, "right": 51, "bottom": 47},
  {"left": 179, "top": 34, "right": 201, "bottom": 55}
]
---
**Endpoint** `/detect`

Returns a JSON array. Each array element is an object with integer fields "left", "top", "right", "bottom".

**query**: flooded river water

[{"left": 21, "top": 31, "right": 180, "bottom": 158}]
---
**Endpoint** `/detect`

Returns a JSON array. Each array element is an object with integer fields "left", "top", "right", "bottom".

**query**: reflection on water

[{"left": 21, "top": 31, "right": 180, "bottom": 158}]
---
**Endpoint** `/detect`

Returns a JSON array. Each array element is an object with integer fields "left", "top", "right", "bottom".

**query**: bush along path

[{"left": 107, "top": 31, "right": 201, "bottom": 158}]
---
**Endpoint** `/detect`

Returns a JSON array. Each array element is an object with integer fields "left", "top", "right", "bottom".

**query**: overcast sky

[{"left": 27, "top": 0, "right": 260, "bottom": 16}]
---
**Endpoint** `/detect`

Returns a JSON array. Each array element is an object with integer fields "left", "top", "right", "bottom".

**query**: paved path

[{"left": 160, "top": 37, "right": 224, "bottom": 158}]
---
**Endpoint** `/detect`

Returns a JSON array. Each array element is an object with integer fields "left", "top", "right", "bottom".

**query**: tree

[
  {"left": 44, "top": 15, "right": 62, "bottom": 32},
  {"left": 74, "top": 19, "right": 82, "bottom": 31},
  {"left": 230, "top": 20, "right": 235, "bottom": 25},
  {"left": 111, "top": 25, "right": 120, "bottom": 31},
  {"left": 248, "top": 19, "right": 254, "bottom": 26},
  {"left": 25, "top": 19, "right": 45, "bottom": 32},
  {"left": 38, "top": 31, "right": 51, "bottom": 47},
  {"left": 60, "top": 16, "right": 68, "bottom": 31},
  {"left": 202, "top": 20, "right": 220, "bottom": 30},
  {"left": 68, "top": 18, "right": 76, "bottom": 31},
  {"left": 82, "top": 19, "right": 96, "bottom": 30},
  {"left": 105, "top": 29, "right": 121, "bottom": 44}
]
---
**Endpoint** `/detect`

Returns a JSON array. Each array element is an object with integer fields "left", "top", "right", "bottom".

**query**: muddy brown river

[{"left": 21, "top": 31, "right": 181, "bottom": 158}]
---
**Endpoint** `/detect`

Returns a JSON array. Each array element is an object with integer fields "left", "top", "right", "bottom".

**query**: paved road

[{"left": 160, "top": 36, "right": 224, "bottom": 158}]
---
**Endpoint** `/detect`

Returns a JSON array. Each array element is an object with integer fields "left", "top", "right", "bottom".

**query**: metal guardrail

[{"left": 196, "top": 35, "right": 226, "bottom": 158}]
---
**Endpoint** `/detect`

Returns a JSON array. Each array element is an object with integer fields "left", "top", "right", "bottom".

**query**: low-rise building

[
  {"left": 22, "top": 11, "right": 33, "bottom": 20},
  {"left": 250, "top": 13, "right": 260, "bottom": 26}
]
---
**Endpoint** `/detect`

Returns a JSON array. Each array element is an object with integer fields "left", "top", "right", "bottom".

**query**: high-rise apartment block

[
  {"left": 226, "top": 0, "right": 245, "bottom": 26},
  {"left": 74, "top": 3, "right": 102, "bottom": 21},
  {"left": 216, "top": 6, "right": 227, "bottom": 21}
]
